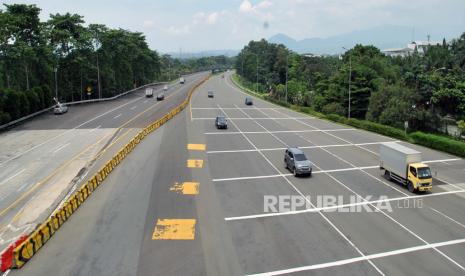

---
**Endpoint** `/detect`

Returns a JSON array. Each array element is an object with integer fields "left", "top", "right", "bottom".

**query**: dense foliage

[
  {"left": 0, "top": 4, "right": 233, "bottom": 125},
  {"left": 236, "top": 36, "right": 465, "bottom": 134}
]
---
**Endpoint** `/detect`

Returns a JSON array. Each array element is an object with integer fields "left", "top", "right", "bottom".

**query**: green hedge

[
  {"left": 231, "top": 73, "right": 465, "bottom": 157},
  {"left": 410, "top": 132, "right": 465, "bottom": 158}
]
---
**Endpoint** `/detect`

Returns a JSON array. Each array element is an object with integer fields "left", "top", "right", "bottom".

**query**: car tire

[
  {"left": 293, "top": 167, "right": 298, "bottom": 177},
  {"left": 308, "top": 170, "right": 312, "bottom": 177},
  {"left": 384, "top": 170, "right": 391, "bottom": 181},
  {"left": 284, "top": 160, "right": 288, "bottom": 169},
  {"left": 408, "top": 181, "right": 415, "bottom": 193}
]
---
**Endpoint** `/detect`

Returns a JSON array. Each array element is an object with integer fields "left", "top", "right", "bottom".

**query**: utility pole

[
  {"left": 97, "top": 52, "right": 101, "bottom": 99},
  {"left": 342, "top": 47, "right": 352, "bottom": 119},
  {"left": 285, "top": 54, "right": 288, "bottom": 102},
  {"left": 255, "top": 53, "right": 259, "bottom": 93},
  {"left": 25, "top": 64, "right": 29, "bottom": 90},
  {"left": 54, "top": 67, "right": 58, "bottom": 100}
]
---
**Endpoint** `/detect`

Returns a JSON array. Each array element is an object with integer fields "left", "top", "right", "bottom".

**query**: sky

[{"left": 3, "top": 0, "right": 465, "bottom": 53}]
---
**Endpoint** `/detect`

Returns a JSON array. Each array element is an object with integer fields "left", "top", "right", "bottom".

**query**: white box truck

[
  {"left": 179, "top": 77, "right": 185, "bottom": 84},
  {"left": 145, "top": 88, "right": 153, "bottom": 97},
  {"left": 380, "top": 142, "right": 432, "bottom": 193}
]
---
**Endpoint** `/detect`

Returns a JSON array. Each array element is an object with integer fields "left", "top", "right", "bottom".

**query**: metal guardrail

[{"left": 0, "top": 81, "right": 168, "bottom": 131}]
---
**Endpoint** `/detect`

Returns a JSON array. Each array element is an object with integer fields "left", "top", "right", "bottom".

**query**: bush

[{"left": 410, "top": 132, "right": 465, "bottom": 158}]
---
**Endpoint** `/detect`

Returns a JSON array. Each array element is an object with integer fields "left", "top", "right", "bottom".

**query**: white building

[{"left": 382, "top": 40, "right": 442, "bottom": 57}]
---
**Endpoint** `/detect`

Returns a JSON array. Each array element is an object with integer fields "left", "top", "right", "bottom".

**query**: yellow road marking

[
  {"left": 152, "top": 219, "right": 196, "bottom": 240},
  {"left": 170, "top": 182, "right": 199, "bottom": 195},
  {"left": 187, "top": 144, "right": 206, "bottom": 151},
  {"left": 187, "top": 159, "right": 203, "bottom": 168}
]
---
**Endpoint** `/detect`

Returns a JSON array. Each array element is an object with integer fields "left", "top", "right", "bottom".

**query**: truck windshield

[{"left": 417, "top": 167, "right": 432, "bottom": 179}]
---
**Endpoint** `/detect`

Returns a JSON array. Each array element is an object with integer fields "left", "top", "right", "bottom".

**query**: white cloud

[
  {"left": 143, "top": 20, "right": 155, "bottom": 29},
  {"left": 206, "top": 12, "right": 219, "bottom": 24},
  {"left": 239, "top": 0, "right": 253, "bottom": 13},
  {"left": 256, "top": 0, "right": 273, "bottom": 9}
]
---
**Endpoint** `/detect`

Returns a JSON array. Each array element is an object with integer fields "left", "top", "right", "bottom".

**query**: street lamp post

[
  {"left": 54, "top": 67, "right": 58, "bottom": 100},
  {"left": 285, "top": 54, "right": 288, "bottom": 102},
  {"left": 255, "top": 53, "right": 258, "bottom": 93},
  {"left": 96, "top": 51, "right": 101, "bottom": 99},
  {"left": 342, "top": 47, "right": 352, "bottom": 119}
]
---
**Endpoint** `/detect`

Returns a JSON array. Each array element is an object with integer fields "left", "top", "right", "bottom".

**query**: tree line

[
  {"left": 235, "top": 35, "right": 465, "bottom": 134},
  {"left": 0, "top": 3, "right": 234, "bottom": 125}
]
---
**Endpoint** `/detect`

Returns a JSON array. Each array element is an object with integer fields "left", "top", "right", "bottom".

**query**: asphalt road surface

[
  {"left": 9, "top": 72, "right": 465, "bottom": 276},
  {"left": 0, "top": 72, "right": 208, "bottom": 251}
]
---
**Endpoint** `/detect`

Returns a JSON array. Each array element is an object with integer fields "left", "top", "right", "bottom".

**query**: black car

[
  {"left": 215, "top": 116, "right": 228, "bottom": 129},
  {"left": 157, "top": 93, "right": 165, "bottom": 100},
  {"left": 208, "top": 91, "right": 214, "bottom": 98},
  {"left": 245, "top": 97, "right": 253, "bottom": 105}
]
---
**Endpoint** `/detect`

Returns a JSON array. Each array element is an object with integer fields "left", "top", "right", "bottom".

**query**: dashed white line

[
  {"left": 53, "top": 143, "right": 70, "bottom": 153},
  {"left": 205, "top": 128, "right": 355, "bottom": 135},
  {"left": 430, "top": 207, "right": 465, "bottom": 229},
  {"left": 0, "top": 169, "right": 26, "bottom": 187},
  {"left": 192, "top": 117, "right": 311, "bottom": 120},
  {"left": 113, "top": 113, "right": 122, "bottom": 119},
  {"left": 17, "top": 182, "right": 30, "bottom": 192},
  {"left": 89, "top": 125, "right": 101, "bottom": 132},
  {"left": 207, "top": 141, "right": 397, "bottom": 154},
  {"left": 245, "top": 238, "right": 465, "bottom": 276},
  {"left": 130, "top": 105, "right": 137, "bottom": 110}
]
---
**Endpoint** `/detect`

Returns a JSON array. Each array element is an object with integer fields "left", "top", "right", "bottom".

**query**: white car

[
  {"left": 163, "top": 85, "right": 168, "bottom": 91},
  {"left": 54, "top": 104, "right": 68, "bottom": 114}
]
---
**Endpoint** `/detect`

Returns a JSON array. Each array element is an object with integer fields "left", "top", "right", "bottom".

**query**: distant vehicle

[
  {"left": 380, "top": 142, "right": 432, "bottom": 192},
  {"left": 221, "top": 74, "right": 224, "bottom": 78},
  {"left": 145, "top": 88, "right": 153, "bottom": 97},
  {"left": 245, "top": 97, "right": 253, "bottom": 105},
  {"left": 215, "top": 116, "right": 228, "bottom": 129},
  {"left": 179, "top": 77, "right": 185, "bottom": 84},
  {"left": 163, "top": 85, "right": 168, "bottom": 91},
  {"left": 53, "top": 103, "right": 68, "bottom": 115},
  {"left": 208, "top": 91, "right": 214, "bottom": 98},
  {"left": 284, "top": 147, "right": 312, "bottom": 176},
  {"left": 157, "top": 93, "right": 165, "bottom": 101}
]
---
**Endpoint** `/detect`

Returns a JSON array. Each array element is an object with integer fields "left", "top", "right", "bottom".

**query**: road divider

[{"left": 4, "top": 74, "right": 210, "bottom": 271}]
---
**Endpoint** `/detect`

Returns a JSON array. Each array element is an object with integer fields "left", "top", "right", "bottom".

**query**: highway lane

[
  {"left": 0, "top": 73, "right": 208, "bottom": 251},
  {"left": 10, "top": 72, "right": 465, "bottom": 276}
]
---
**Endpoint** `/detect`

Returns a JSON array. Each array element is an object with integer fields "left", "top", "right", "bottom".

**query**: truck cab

[{"left": 407, "top": 163, "right": 433, "bottom": 192}]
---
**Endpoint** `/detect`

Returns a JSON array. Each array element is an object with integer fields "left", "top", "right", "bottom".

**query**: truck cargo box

[{"left": 380, "top": 142, "right": 422, "bottom": 179}]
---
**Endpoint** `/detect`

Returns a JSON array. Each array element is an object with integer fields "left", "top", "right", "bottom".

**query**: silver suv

[{"left": 284, "top": 147, "right": 313, "bottom": 176}]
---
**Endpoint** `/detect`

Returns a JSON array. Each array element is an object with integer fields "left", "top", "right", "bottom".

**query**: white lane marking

[
  {"left": 192, "top": 117, "right": 311, "bottom": 120},
  {"left": 89, "top": 125, "right": 101, "bottom": 132},
  {"left": 207, "top": 141, "right": 397, "bottom": 154},
  {"left": 0, "top": 169, "right": 26, "bottom": 187},
  {"left": 0, "top": 93, "right": 145, "bottom": 166},
  {"left": 229, "top": 82, "right": 465, "bottom": 270},
  {"left": 192, "top": 107, "right": 285, "bottom": 110},
  {"left": 245, "top": 238, "right": 465, "bottom": 276},
  {"left": 218, "top": 104, "right": 385, "bottom": 275},
  {"left": 17, "top": 182, "right": 29, "bottom": 192},
  {"left": 205, "top": 128, "right": 355, "bottom": 135},
  {"left": 130, "top": 105, "right": 137, "bottom": 110},
  {"left": 225, "top": 189, "right": 465, "bottom": 221},
  {"left": 53, "top": 143, "right": 70, "bottom": 153},
  {"left": 424, "top": 158, "right": 461, "bottom": 164},
  {"left": 212, "top": 158, "right": 458, "bottom": 182},
  {"left": 113, "top": 113, "right": 122, "bottom": 119},
  {"left": 430, "top": 207, "right": 465, "bottom": 229}
]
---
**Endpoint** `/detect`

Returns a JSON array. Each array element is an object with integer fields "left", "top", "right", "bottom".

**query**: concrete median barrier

[{"left": 6, "top": 74, "right": 210, "bottom": 270}]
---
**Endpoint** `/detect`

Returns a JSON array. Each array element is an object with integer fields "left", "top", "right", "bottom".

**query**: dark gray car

[
  {"left": 215, "top": 116, "right": 228, "bottom": 129},
  {"left": 284, "top": 147, "right": 312, "bottom": 176},
  {"left": 245, "top": 97, "right": 253, "bottom": 105}
]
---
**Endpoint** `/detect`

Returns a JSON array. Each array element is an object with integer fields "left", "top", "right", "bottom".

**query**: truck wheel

[
  {"left": 384, "top": 170, "right": 391, "bottom": 181},
  {"left": 408, "top": 181, "right": 415, "bottom": 193}
]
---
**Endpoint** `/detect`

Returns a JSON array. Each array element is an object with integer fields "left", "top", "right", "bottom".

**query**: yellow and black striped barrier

[{"left": 11, "top": 74, "right": 210, "bottom": 269}]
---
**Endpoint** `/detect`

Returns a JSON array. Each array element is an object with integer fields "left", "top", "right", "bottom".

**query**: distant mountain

[
  {"left": 165, "top": 49, "right": 239, "bottom": 59},
  {"left": 268, "top": 25, "right": 457, "bottom": 54}
]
